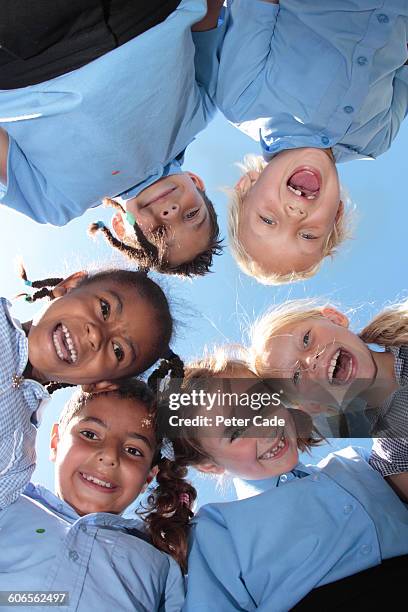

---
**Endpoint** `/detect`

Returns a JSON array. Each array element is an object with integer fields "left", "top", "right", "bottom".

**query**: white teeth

[
  {"left": 328, "top": 349, "right": 341, "bottom": 383},
  {"left": 81, "top": 473, "right": 113, "bottom": 488},
  {"left": 61, "top": 324, "right": 78, "bottom": 363},
  {"left": 259, "top": 433, "right": 285, "bottom": 460},
  {"left": 288, "top": 184, "right": 302, "bottom": 196},
  {"left": 53, "top": 331, "right": 64, "bottom": 361},
  {"left": 306, "top": 195, "right": 316, "bottom": 200}
]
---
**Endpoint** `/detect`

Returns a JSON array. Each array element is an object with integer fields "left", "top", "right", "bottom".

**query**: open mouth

[
  {"left": 53, "top": 324, "right": 78, "bottom": 364},
  {"left": 258, "top": 431, "right": 287, "bottom": 460},
  {"left": 287, "top": 168, "right": 321, "bottom": 200},
  {"left": 327, "top": 348, "right": 354, "bottom": 385},
  {"left": 79, "top": 471, "right": 117, "bottom": 491}
]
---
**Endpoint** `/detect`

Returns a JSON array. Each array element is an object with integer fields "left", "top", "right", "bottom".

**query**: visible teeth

[
  {"left": 328, "top": 349, "right": 341, "bottom": 383},
  {"left": 61, "top": 324, "right": 78, "bottom": 363},
  {"left": 53, "top": 331, "right": 64, "bottom": 361},
  {"left": 260, "top": 433, "right": 285, "bottom": 459},
  {"left": 288, "top": 184, "right": 302, "bottom": 196},
  {"left": 306, "top": 195, "right": 316, "bottom": 200},
  {"left": 81, "top": 473, "right": 113, "bottom": 488}
]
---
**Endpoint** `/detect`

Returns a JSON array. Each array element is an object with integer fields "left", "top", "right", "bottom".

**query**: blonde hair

[
  {"left": 250, "top": 297, "right": 408, "bottom": 377},
  {"left": 184, "top": 344, "right": 253, "bottom": 382},
  {"left": 227, "top": 154, "right": 353, "bottom": 285}
]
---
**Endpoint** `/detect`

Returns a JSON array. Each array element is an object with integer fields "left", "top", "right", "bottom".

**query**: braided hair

[{"left": 89, "top": 191, "right": 223, "bottom": 277}]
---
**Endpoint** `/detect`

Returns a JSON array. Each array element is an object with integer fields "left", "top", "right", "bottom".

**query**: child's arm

[
  {"left": 184, "top": 508, "right": 251, "bottom": 611},
  {"left": 192, "top": 0, "right": 224, "bottom": 32},
  {"left": 215, "top": 0, "right": 280, "bottom": 122},
  {"left": 0, "top": 127, "right": 8, "bottom": 184},
  {"left": 369, "top": 438, "right": 408, "bottom": 502}
]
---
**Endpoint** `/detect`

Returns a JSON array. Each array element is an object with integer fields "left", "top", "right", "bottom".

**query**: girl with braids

[
  {"left": 249, "top": 298, "right": 408, "bottom": 501},
  {"left": 0, "top": 263, "right": 176, "bottom": 503},
  {"left": 0, "top": 377, "right": 194, "bottom": 610},
  {"left": 0, "top": 0, "right": 225, "bottom": 277},
  {"left": 150, "top": 349, "right": 408, "bottom": 611}
]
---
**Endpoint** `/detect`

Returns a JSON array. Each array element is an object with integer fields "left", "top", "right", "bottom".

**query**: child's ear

[
  {"left": 49, "top": 423, "right": 60, "bottom": 462},
  {"left": 321, "top": 307, "right": 349, "bottom": 328},
  {"left": 81, "top": 381, "right": 119, "bottom": 394},
  {"left": 141, "top": 466, "right": 159, "bottom": 493},
  {"left": 186, "top": 171, "right": 205, "bottom": 192},
  {"left": 235, "top": 170, "right": 260, "bottom": 194},
  {"left": 111, "top": 212, "right": 126, "bottom": 239},
  {"left": 196, "top": 461, "right": 225, "bottom": 476},
  {"left": 52, "top": 271, "right": 88, "bottom": 298}
]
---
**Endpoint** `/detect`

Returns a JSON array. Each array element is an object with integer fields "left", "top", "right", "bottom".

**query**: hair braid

[
  {"left": 45, "top": 381, "right": 75, "bottom": 395},
  {"left": 141, "top": 457, "right": 196, "bottom": 573},
  {"left": 17, "top": 263, "right": 64, "bottom": 302},
  {"left": 147, "top": 353, "right": 185, "bottom": 392}
]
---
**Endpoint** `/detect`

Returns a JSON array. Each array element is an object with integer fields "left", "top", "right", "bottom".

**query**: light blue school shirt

[
  {"left": 216, "top": 0, "right": 408, "bottom": 163},
  {"left": 184, "top": 447, "right": 408, "bottom": 612},
  {"left": 0, "top": 296, "right": 184, "bottom": 611},
  {"left": 0, "top": 0, "right": 222, "bottom": 225}
]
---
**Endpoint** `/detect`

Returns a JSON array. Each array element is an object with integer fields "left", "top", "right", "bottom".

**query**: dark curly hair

[{"left": 89, "top": 188, "right": 223, "bottom": 276}]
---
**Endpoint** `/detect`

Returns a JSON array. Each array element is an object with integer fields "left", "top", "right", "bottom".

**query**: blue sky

[{"left": 2, "top": 112, "right": 407, "bottom": 510}]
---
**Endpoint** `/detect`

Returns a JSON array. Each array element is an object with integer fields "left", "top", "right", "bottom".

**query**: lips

[
  {"left": 78, "top": 471, "right": 118, "bottom": 492},
  {"left": 258, "top": 431, "right": 287, "bottom": 460},
  {"left": 327, "top": 348, "right": 355, "bottom": 385},
  {"left": 287, "top": 168, "right": 321, "bottom": 199},
  {"left": 52, "top": 323, "right": 78, "bottom": 364},
  {"left": 142, "top": 187, "right": 177, "bottom": 208}
]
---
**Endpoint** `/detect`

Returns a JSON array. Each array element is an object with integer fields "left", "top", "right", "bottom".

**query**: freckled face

[
  {"left": 239, "top": 148, "right": 341, "bottom": 275},
  {"left": 125, "top": 173, "right": 212, "bottom": 267},
  {"left": 27, "top": 279, "right": 160, "bottom": 384},
  {"left": 51, "top": 395, "right": 157, "bottom": 515},
  {"left": 262, "top": 317, "right": 377, "bottom": 410}
]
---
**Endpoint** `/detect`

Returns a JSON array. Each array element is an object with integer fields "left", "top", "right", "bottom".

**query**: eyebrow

[
  {"left": 106, "top": 289, "right": 138, "bottom": 362},
  {"left": 79, "top": 417, "right": 153, "bottom": 449}
]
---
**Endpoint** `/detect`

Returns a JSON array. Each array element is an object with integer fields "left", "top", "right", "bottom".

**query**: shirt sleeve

[
  {"left": 184, "top": 507, "right": 253, "bottom": 612},
  {"left": 192, "top": 18, "right": 226, "bottom": 118},
  {"left": 215, "top": 0, "right": 279, "bottom": 122},
  {"left": 0, "top": 135, "right": 75, "bottom": 225},
  {"left": 159, "top": 556, "right": 186, "bottom": 612},
  {"left": 369, "top": 438, "right": 408, "bottom": 477},
  {"left": 383, "top": 66, "right": 408, "bottom": 153}
]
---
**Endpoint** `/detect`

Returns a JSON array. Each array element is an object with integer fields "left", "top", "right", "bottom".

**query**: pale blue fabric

[
  {"left": 0, "top": 0, "right": 222, "bottom": 225},
  {"left": 0, "top": 310, "right": 185, "bottom": 610},
  {"left": 184, "top": 447, "right": 408, "bottom": 611},
  {"left": 216, "top": 0, "right": 408, "bottom": 163}
]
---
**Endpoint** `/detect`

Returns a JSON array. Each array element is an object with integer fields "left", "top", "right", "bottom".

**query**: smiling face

[
  {"left": 50, "top": 394, "right": 157, "bottom": 515},
  {"left": 261, "top": 310, "right": 377, "bottom": 411},
  {"left": 238, "top": 148, "right": 342, "bottom": 276},
  {"left": 123, "top": 172, "right": 212, "bottom": 267},
  {"left": 27, "top": 276, "right": 161, "bottom": 385}
]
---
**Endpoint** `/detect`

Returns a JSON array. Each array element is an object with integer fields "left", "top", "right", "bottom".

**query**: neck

[
  {"left": 22, "top": 320, "right": 51, "bottom": 386},
  {"left": 360, "top": 349, "right": 398, "bottom": 406}
]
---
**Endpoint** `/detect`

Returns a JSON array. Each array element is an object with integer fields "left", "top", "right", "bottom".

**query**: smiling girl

[
  {"left": 150, "top": 351, "right": 408, "bottom": 610},
  {"left": 249, "top": 298, "right": 408, "bottom": 499}
]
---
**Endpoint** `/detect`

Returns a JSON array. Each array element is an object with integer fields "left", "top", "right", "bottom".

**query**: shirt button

[
  {"left": 321, "top": 136, "right": 330, "bottom": 146},
  {"left": 377, "top": 13, "right": 389, "bottom": 24},
  {"left": 69, "top": 550, "right": 79, "bottom": 562},
  {"left": 343, "top": 106, "right": 354, "bottom": 114},
  {"left": 357, "top": 56, "right": 368, "bottom": 66},
  {"left": 280, "top": 474, "right": 288, "bottom": 483},
  {"left": 360, "top": 544, "right": 372, "bottom": 555},
  {"left": 343, "top": 504, "right": 353, "bottom": 515},
  {"left": 80, "top": 524, "right": 87, "bottom": 533}
]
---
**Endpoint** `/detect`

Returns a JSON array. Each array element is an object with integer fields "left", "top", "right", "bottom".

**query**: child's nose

[
  {"left": 156, "top": 202, "right": 180, "bottom": 220},
  {"left": 285, "top": 203, "right": 306, "bottom": 219},
  {"left": 98, "top": 450, "right": 119, "bottom": 468},
  {"left": 86, "top": 322, "right": 103, "bottom": 351}
]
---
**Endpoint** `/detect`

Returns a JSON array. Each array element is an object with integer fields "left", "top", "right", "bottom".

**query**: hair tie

[
  {"left": 24, "top": 279, "right": 33, "bottom": 287},
  {"left": 160, "top": 438, "right": 175, "bottom": 461},
  {"left": 163, "top": 348, "right": 177, "bottom": 361},
  {"left": 95, "top": 220, "right": 105, "bottom": 229},
  {"left": 24, "top": 294, "right": 33, "bottom": 303},
  {"left": 126, "top": 211, "right": 136, "bottom": 226},
  {"left": 179, "top": 493, "right": 190, "bottom": 507}
]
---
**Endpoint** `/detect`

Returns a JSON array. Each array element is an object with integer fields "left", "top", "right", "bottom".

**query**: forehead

[{"left": 71, "top": 394, "right": 154, "bottom": 434}]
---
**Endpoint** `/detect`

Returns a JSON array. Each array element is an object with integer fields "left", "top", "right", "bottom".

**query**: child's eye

[
  {"left": 100, "top": 299, "right": 110, "bottom": 320},
  {"left": 299, "top": 232, "right": 317, "bottom": 240},
  {"left": 184, "top": 208, "right": 199, "bottom": 220},
  {"left": 125, "top": 446, "right": 143, "bottom": 457},
  {"left": 80, "top": 430, "right": 98, "bottom": 440},
  {"left": 230, "top": 427, "right": 247, "bottom": 442},
  {"left": 293, "top": 370, "right": 301, "bottom": 386},
  {"left": 303, "top": 331, "right": 311, "bottom": 347},
  {"left": 260, "top": 215, "right": 276, "bottom": 226},
  {"left": 113, "top": 342, "right": 124, "bottom": 362}
]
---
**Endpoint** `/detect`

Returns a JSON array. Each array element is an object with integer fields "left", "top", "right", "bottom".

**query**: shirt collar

[
  {"left": 117, "top": 156, "right": 185, "bottom": 203},
  {"left": 233, "top": 463, "right": 311, "bottom": 499}
]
